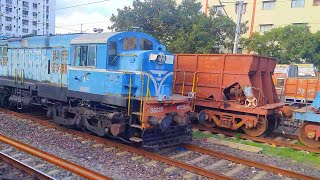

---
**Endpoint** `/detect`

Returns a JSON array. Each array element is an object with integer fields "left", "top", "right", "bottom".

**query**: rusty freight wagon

[{"left": 174, "top": 54, "right": 285, "bottom": 137}]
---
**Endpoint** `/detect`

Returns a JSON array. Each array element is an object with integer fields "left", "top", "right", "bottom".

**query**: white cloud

[{"left": 55, "top": 0, "right": 133, "bottom": 34}]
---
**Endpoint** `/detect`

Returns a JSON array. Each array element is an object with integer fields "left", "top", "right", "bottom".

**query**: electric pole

[
  {"left": 233, "top": 0, "right": 244, "bottom": 54},
  {"left": 81, "top": 24, "right": 83, "bottom": 33}
]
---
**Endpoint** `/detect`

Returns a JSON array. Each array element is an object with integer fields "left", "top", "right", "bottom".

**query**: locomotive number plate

[
  {"left": 177, "top": 104, "right": 189, "bottom": 110},
  {"left": 150, "top": 107, "right": 164, "bottom": 114}
]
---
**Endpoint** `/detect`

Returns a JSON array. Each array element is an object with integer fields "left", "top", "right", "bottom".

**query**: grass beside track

[{"left": 192, "top": 131, "right": 320, "bottom": 169}]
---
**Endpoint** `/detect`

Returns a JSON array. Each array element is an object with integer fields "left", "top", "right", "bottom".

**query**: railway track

[
  {"left": 0, "top": 132, "right": 111, "bottom": 180},
  {"left": 193, "top": 125, "right": 320, "bottom": 154},
  {"left": 0, "top": 109, "right": 318, "bottom": 180}
]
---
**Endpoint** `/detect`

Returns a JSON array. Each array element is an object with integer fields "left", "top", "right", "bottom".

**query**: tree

[
  {"left": 241, "top": 25, "right": 320, "bottom": 66},
  {"left": 109, "top": 0, "right": 246, "bottom": 53}
]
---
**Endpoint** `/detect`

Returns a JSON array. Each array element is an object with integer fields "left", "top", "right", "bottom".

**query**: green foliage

[
  {"left": 109, "top": 0, "right": 247, "bottom": 53},
  {"left": 241, "top": 25, "right": 320, "bottom": 66}
]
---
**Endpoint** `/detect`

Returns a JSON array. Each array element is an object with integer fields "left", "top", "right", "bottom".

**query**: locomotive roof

[{"left": 70, "top": 32, "right": 121, "bottom": 44}]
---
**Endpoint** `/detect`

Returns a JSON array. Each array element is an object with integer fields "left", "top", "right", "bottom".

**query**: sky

[{"left": 55, "top": 0, "right": 134, "bottom": 34}]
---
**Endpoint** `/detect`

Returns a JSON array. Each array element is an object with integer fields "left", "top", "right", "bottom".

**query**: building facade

[
  {"left": 0, "top": 0, "right": 55, "bottom": 37},
  {"left": 177, "top": 0, "right": 320, "bottom": 36}
]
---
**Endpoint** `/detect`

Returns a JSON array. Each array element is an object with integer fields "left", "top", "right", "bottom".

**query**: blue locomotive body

[
  {"left": 0, "top": 32, "right": 192, "bottom": 149},
  {"left": 293, "top": 91, "right": 320, "bottom": 148}
]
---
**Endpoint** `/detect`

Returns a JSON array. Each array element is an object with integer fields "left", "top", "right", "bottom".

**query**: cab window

[
  {"left": 123, "top": 37, "right": 137, "bottom": 50},
  {"left": 140, "top": 38, "right": 153, "bottom": 50},
  {"left": 73, "top": 45, "right": 96, "bottom": 67},
  {"left": 108, "top": 41, "right": 117, "bottom": 66}
]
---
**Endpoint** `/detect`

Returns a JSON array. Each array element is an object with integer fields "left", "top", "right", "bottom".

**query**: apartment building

[
  {"left": 176, "top": 0, "right": 320, "bottom": 36},
  {"left": 0, "top": 0, "right": 55, "bottom": 37}
]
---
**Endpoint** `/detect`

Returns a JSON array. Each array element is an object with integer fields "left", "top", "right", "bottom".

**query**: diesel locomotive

[{"left": 0, "top": 32, "right": 192, "bottom": 149}]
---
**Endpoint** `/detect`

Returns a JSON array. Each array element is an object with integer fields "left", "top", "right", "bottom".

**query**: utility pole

[
  {"left": 233, "top": 0, "right": 244, "bottom": 54},
  {"left": 81, "top": 24, "right": 83, "bottom": 33}
]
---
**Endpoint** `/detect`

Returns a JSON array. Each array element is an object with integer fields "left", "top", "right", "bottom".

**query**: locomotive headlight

[{"left": 156, "top": 52, "right": 166, "bottom": 64}]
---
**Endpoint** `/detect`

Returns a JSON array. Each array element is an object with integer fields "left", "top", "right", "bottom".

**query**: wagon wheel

[
  {"left": 1, "top": 95, "right": 10, "bottom": 109},
  {"left": 298, "top": 122, "right": 320, "bottom": 148},
  {"left": 242, "top": 117, "right": 268, "bottom": 137},
  {"left": 198, "top": 110, "right": 216, "bottom": 128},
  {"left": 203, "top": 119, "right": 217, "bottom": 128}
]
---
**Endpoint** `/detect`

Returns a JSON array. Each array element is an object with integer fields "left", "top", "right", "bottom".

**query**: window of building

[
  {"left": 291, "top": 0, "right": 304, "bottom": 8},
  {"left": 22, "top": 10, "right": 29, "bottom": 16},
  {"left": 46, "top": 23, "right": 49, "bottom": 30},
  {"left": 140, "top": 38, "right": 153, "bottom": 50},
  {"left": 5, "top": 7, "right": 12, "bottom": 13},
  {"left": 32, "top": 21, "right": 37, "bottom": 26},
  {"left": 235, "top": 2, "right": 247, "bottom": 14},
  {"left": 22, "top": 19, "right": 29, "bottom": 26},
  {"left": 73, "top": 46, "right": 96, "bottom": 67},
  {"left": 32, "top": 30, "right": 37, "bottom": 34},
  {"left": 46, "top": 0, "right": 49, "bottom": 3},
  {"left": 33, "top": 3, "right": 37, "bottom": 9},
  {"left": 260, "top": 24, "right": 273, "bottom": 33},
  {"left": 5, "top": 16, "right": 12, "bottom": 21},
  {"left": 22, "top": 28, "right": 28, "bottom": 33},
  {"left": 22, "top": 1, "right": 29, "bottom": 7},
  {"left": 33, "top": 12, "right": 37, "bottom": 18},
  {"left": 46, "top": 15, "right": 49, "bottom": 21},
  {"left": 213, "top": 5, "right": 225, "bottom": 15},
  {"left": 314, "top": 0, "right": 320, "bottom": 6},
  {"left": 262, "top": 1, "right": 275, "bottom": 10},
  {"left": 6, "top": 0, "right": 12, "bottom": 4},
  {"left": 292, "top": 23, "right": 308, "bottom": 26},
  {"left": 108, "top": 41, "right": 118, "bottom": 66},
  {"left": 46, "top": 6, "right": 49, "bottom": 13},
  {"left": 5, "top": 26, "right": 12, "bottom": 31},
  {"left": 123, "top": 37, "right": 137, "bottom": 51}
]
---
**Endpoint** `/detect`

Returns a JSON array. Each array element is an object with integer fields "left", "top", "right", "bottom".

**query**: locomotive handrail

[
  {"left": 14, "top": 69, "right": 18, "bottom": 84},
  {"left": 181, "top": 71, "right": 186, "bottom": 95},
  {"left": 146, "top": 73, "right": 152, "bottom": 101},
  {"left": 20, "top": 69, "right": 24, "bottom": 85},
  {"left": 127, "top": 73, "right": 132, "bottom": 115}
]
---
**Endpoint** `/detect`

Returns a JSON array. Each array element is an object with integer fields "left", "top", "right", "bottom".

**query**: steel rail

[
  {"left": 182, "top": 144, "right": 318, "bottom": 180},
  {"left": 0, "top": 109, "right": 232, "bottom": 180},
  {"left": 0, "top": 152, "right": 54, "bottom": 180},
  {"left": 193, "top": 125, "right": 320, "bottom": 153},
  {"left": 0, "top": 133, "right": 111, "bottom": 180}
]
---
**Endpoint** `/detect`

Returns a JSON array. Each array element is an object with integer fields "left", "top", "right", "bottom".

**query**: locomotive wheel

[
  {"left": 242, "top": 117, "right": 268, "bottom": 137},
  {"left": 0, "top": 95, "right": 10, "bottom": 108},
  {"left": 298, "top": 122, "right": 320, "bottom": 148},
  {"left": 198, "top": 110, "right": 216, "bottom": 128}
]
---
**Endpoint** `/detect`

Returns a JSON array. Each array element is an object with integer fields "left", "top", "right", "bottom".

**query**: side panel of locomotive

[{"left": 0, "top": 34, "right": 79, "bottom": 85}]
